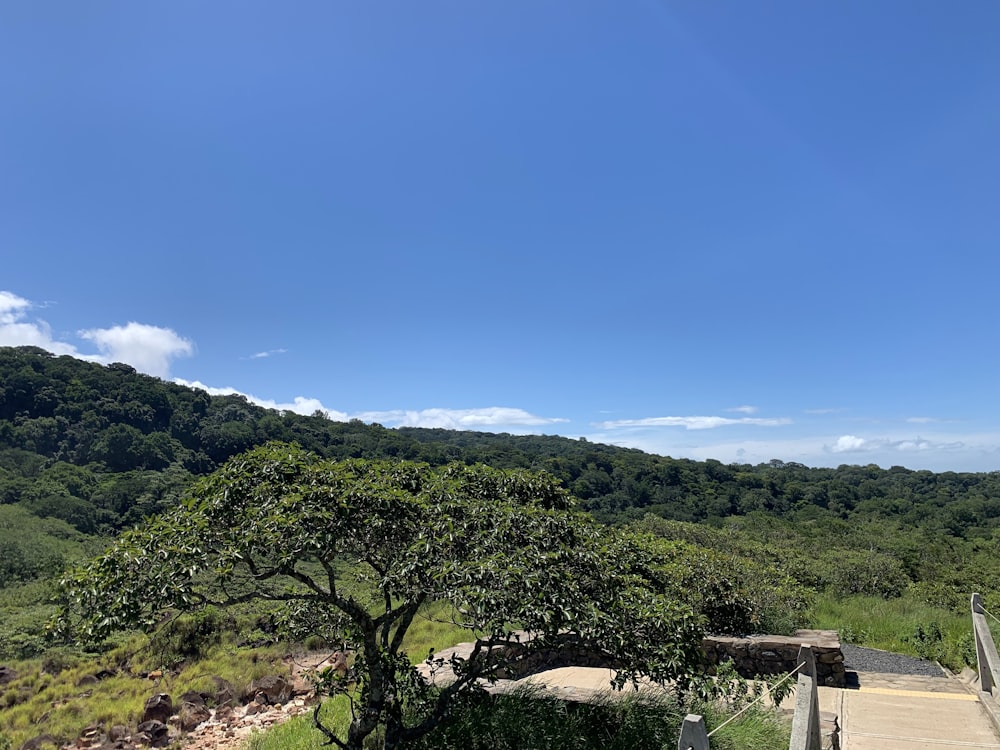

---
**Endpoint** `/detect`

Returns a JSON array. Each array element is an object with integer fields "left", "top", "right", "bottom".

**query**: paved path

[
  {"left": 817, "top": 672, "right": 1000, "bottom": 750},
  {"left": 504, "top": 666, "right": 1000, "bottom": 749}
]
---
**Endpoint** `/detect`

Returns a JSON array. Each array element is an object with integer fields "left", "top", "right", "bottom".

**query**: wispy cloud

[
  {"left": 174, "top": 378, "right": 350, "bottom": 419},
  {"left": 906, "top": 416, "right": 937, "bottom": 424},
  {"left": 0, "top": 291, "right": 192, "bottom": 378},
  {"left": 804, "top": 408, "right": 842, "bottom": 415},
  {"left": 827, "top": 434, "right": 965, "bottom": 455},
  {"left": 168, "top": 390, "right": 566, "bottom": 432},
  {"left": 356, "top": 407, "right": 568, "bottom": 430},
  {"left": 578, "top": 427, "right": 998, "bottom": 472},
  {"left": 596, "top": 415, "right": 791, "bottom": 430},
  {"left": 0, "top": 290, "right": 78, "bottom": 356},
  {"left": 246, "top": 348, "right": 288, "bottom": 360},
  {"left": 727, "top": 405, "right": 758, "bottom": 414},
  {"left": 0, "top": 291, "right": 31, "bottom": 324}
]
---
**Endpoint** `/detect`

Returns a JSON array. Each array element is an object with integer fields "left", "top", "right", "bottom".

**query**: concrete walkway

[
  {"left": 422, "top": 647, "right": 1000, "bottom": 749},
  {"left": 500, "top": 666, "right": 1000, "bottom": 749},
  {"left": 817, "top": 671, "right": 1000, "bottom": 750}
]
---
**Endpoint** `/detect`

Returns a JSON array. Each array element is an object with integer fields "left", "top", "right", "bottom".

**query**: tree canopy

[
  {"left": 57, "top": 443, "right": 706, "bottom": 750},
  {"left": 5, "top": 345, "right": 1000, "bottom": 545}
]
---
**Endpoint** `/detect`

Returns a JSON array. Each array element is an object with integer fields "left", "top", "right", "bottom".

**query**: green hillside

[
  {"left": 1, "top": 345, "right": 998, "bottom": 748},
  {"left": 1, "top": 344, "right": 997, "bottom": 649}
]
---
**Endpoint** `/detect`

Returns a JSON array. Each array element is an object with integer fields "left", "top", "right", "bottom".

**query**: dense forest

[
  {"left": 1, "top": 344, "right": 998, "bottom": 656},
  {"left": 5, "top": 345, "right": 1000, "bottom": 538}
]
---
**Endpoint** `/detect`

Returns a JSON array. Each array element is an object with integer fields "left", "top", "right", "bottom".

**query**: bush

[
  {"left": 40, "top": 647, "right": 81, "bottom": 675},
  {"left": 403, "top": 688, "right": 684, "bottom": 750},
  {"left": 146, "top": 607, "right": 228, "bottom": 666}
]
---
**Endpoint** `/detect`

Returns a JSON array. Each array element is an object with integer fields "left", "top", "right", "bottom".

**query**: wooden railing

[
  {"left": 972, "top": 592, "right": 1000, "bottom": 698},
  {"left": 677, "top": 644, "right": 821, "bottom": 750}
]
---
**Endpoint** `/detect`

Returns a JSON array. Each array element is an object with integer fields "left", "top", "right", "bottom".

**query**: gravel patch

[{"left": 841, "top": 643, "right": 946, "bottom": 678}]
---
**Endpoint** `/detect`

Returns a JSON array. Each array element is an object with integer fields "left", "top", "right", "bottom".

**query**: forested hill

[{"left": 2, "top": 345, "right": 1000, "bottom": 542}]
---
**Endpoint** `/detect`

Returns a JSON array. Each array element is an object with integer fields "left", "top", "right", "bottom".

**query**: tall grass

[
  {"left": 0, "top": 638, "right": 291, "bottom": 749},
  {"left": 807, "top": 591, "right": 978, "bottom": 670}
]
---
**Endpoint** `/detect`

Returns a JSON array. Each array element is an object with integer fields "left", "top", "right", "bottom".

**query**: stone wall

[
  {"left": 424, "top": 629, "right": 846, "bottom": 688},
  {"left": 702, "top": 629, "right": 846, "bottom": 687}
]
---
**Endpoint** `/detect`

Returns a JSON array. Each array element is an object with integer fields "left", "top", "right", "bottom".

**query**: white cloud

[
  {"left": 171, "top": 386, "right": 563, "bottom": 433},
  {"left": 0, "top": 291, "right": 80, "bottom": 355},
  {"left": 80, "top": 322, "right": 193, "bottom": 379},
  {"left": 578, "top": 427, "right": 993, "bottom": 472},
  {"left": 247, "top": 348, "right": 288, "bottom": 360},
  {"left": 1, "top": 291, "right": 194, "bottom": 378},
  {"left": 804, "top": 408, "right": 842, "bottom": 415},
  {"left": 727, "top": 405, "right": 758, "bottom": 414},
  {"left": 830, "top": 434, "right": 869, "bottom": 453},
  {"left": 827, "top": 434, "right": 965, "bottom": 455},
  {"left": 173, "top": 378, "right": 350, "bottom": 419},
  {"left": 906, "top": 417, "right": 936, "bottom": 424},
  {"left": 356, "top": 407, "right": 568, "bottom": 430},
  {"left": 597, "top": 415, "right": 791, "bottom": 430},
  {"left": 0, "top": 291, "right": 32, "bottom": 324}
]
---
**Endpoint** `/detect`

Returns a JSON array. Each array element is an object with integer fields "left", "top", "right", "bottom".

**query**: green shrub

[
  {"left": 147, "top": 607, "right": 228, "bottom": 666},
  {"left": 40, "top": 648, "right": 81, "bottom": 675}
]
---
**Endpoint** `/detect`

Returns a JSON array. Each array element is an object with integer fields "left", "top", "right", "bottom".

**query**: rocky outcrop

[
  {"left": 177, "top": 700, "right": 211, "bottom": 732},
  {"left": 57, "top": 694, "right": 313, "bottom": 750},
  {"left": 140, "top": 694, "right": 173, "bottom": 724},
  {"left": 135, "top": 719, "right": 170, "bottom": 748},
  {"left": 246, "top": 675, "right": 292, "bottom": 704}
]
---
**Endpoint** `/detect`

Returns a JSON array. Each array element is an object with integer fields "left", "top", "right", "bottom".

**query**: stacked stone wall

[
  {"left": 702, "top": 629, "right": 846, "bottom": 687},
  {"left": 427, "top": 629, "right": 846, "bottom": 688}
]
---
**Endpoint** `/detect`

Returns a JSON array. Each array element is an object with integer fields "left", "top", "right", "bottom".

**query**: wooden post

[
  {"left": 678, "top": 713, "right": 710, "bottom": 750},
  {"left": 789, "top": 644, "right": 821, "bottom": 750}
]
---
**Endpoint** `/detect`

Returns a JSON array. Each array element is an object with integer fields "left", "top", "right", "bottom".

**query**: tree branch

[
  {"left": 312, "top": 701, "right": 347, "bottom": 749},
  {"left": 389, "top": 595, "right": 425, "bottom": 655}
]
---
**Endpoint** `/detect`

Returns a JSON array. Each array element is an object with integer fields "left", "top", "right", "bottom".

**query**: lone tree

[{"left": 57, "top": 443, "right": 705, "bottom": 750}]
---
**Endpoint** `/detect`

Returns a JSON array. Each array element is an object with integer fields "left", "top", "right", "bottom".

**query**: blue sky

[{"left": 2, "top": 2, "right": 999, "bottom": 472}]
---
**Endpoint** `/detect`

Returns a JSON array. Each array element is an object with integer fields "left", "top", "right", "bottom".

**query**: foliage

[
  {"left": 244, "top": 690, "right": 790, "bottom": 750},
  {"left": 6, "top": 345, "right": 1000, "bottom": 551},
  {"left": 4, "top": 344, "right": 996, "bottom": 748},
  {"left": 407, "top": 688, "right": 685, "bottom": 750},
  {"left": 146, "top": 606, "right": 230, "bottom": 666},
  {"left": 631, "top": 530, "right": 810, "bottom": 635},
  {"left": 0, "top": 506, "right": 89, "bottom": 587},
  {"left": 57, "top": 443, "right": 706, "bottom": 750}
]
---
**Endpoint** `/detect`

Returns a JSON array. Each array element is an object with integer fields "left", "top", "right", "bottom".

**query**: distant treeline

[{"left": 2, "top": 345, "right": 1000, "bottom": 544}]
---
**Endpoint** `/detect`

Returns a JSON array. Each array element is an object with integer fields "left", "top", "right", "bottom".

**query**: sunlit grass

[
  {"left": 398, "top": 599, "right": 474, "bottom": 665},
  {"left": 244, "top": 697, "right": 352, "bottom": 750},
  {"left": 0, "top": 637, "right": 292, "bottom": 749},
  {"left": 806, "top": 591, "right": 977, "bottom": 670}
]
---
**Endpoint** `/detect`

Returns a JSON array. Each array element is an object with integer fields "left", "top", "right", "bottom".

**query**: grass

[
  {"left": 398, "top": 599, "right": 476, "bottom": 665},
  {"left": 245, "top": 697, "right": 352, "bottom": 750},
  {"left": 0, "top": 635, "right": 292, "bottom": 749},
  {"left": 806, "top": 591, "right": 978, "bottom": 671}
]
